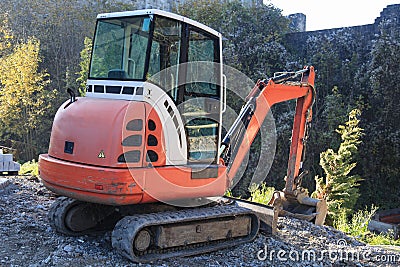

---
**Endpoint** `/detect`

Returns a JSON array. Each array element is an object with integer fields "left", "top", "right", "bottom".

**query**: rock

[
  {"left": 43, "top": 255, "right": 52, "bottom": 264},
  {"left": 63, "top": 245, "right": 74, "bottom": 253},
  {"left": 0, "top": 178, "right": 11, "bottom": 191},
  {"left": 36, "top": 204, "right": 45, "bottom": 210}
]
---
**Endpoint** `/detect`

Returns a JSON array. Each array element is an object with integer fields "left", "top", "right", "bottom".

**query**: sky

[{"left": 265, "top": 0, "right": 400, "bottom": 31}]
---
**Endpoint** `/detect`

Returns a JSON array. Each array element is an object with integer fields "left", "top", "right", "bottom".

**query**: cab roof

[{"left": 96, "top": 9, "right": 221, "bottom": 38}]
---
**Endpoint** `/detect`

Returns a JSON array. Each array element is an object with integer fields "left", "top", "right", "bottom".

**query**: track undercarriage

[{"left": 48, "top": 196, "right": 272, "bottom": 262}]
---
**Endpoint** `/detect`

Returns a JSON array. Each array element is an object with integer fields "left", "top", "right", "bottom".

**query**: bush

[
  {"left": 334, "top": 205, "right": 377, "bottom": 239},
  {"left": 248, "top": 183, "right": 275, "bottom": 205},
  {"left": 334, "top": 205, "right": 400, "bottom": 246},
  {"left": 19, "top": 159, "right": 39, "bottom": 177}
]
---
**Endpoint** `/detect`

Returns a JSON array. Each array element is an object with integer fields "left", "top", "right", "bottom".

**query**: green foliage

[
  {"left": 226, "top": 182, "right": 274, "bottom": 205},
  {"left": 0, "top": 0, "right": 138, "bottom": 159},
  {"left": 334, "top": 205, "right": 400, "bottom": 246},
  {"left": 224, "top": 189, "right": 233, "bottom": 197},
  {"left": 318, "top": 87, "right": 348, "bottom": 149},
  {"left": 76, "top": 37, "right": 92, "bottom": 96},
  {"left": 334, "top": 205, "right": 377, "bottom": 239},
  {"left": 313, "top": 109, "right": 363, "bottom": 224},
  {"left": 366, "top": 233, "right": 400, "bottom": 246},
  {"left": 19, "top": 159, "right": 39, "bottom": 177},
  {"left": 288, "top": 16, "right": 400, "bottom": 210},
  {"left": 176, "top": 0, "right": 290, "bottom": 80},
  {"left": 248, "top": 183, "right": 275, "bottom": 205},
  {"left": 355, "top": 22, "right": 400, "bottom": 210},
  {"left": 0, "top": 34, "right": 57, "bottom": 160}
]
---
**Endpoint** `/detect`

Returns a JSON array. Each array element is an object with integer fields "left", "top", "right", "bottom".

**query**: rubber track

[
  {"left": 111, "top": 205, "right": 259, "bottom": 262},
  {"left": 48, "top": 197, "right": 119, "bottom": 236},
  {"left": 48, "top": 196, "right": 84, "bottom": 236}
]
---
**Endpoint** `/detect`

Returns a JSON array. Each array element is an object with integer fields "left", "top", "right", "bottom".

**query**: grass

[
  {"left": 367, "top": 234, "right": 400, "bottom": 246},
  {"left": 334, "top": 205, "right": 400, "bottom": 246}
]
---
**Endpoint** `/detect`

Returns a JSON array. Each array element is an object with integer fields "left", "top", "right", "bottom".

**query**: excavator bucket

[{"left": 269, "top": 189, "right": 327, "bottom": 226}]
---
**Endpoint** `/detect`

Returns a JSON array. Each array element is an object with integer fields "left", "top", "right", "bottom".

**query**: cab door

[{"left": 180, "top": 27, "right": 222, "bottom": 164}]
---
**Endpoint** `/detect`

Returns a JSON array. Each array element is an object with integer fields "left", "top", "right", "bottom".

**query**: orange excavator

[{"left": 39, "top": 9, "right": 326, "bottom": 262}]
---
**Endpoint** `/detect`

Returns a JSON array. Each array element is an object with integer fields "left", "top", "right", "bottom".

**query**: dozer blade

[
  {"left": 222, "top": 196, "right": 278, "bottom": 235},
  {"left": 269, "top": 189, "right": 327, "bottom": 226}
]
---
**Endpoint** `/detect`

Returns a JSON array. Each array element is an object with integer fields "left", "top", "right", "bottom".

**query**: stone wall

[
  {"left": 126, "top": 0, "right": 262, "bottom": 11},
  {"left": 285, "top": 4, "right": 400, "bottom": 58},
  {"left": 288, "top": 13, "right": 306, "bottom": 32}
]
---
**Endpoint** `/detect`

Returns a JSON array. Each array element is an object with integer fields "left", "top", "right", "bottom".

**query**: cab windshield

[
  {"left": 90, "top": 16, "right": 151, "bottom": 80},
  {"left": 89, "top": 15, "right": 182, "bottom": 81}
]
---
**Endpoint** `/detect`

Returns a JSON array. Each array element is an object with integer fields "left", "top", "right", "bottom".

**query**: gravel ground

[{"left": 0, "top": 175, "right": 399, "bottom": 267}]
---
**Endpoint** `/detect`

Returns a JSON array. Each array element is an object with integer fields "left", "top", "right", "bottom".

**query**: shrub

[
  {"left": 334, "top": 205, "right": 377, "bottom": 239},
  {"left": 248, "top": 183, "right": 275, "bottom": 205},
  {"left": 334, "top": 205, "right": 400, "bottom": 246},
  {"left": 19, "top": 159, "right": 39, "bottom": 177}
]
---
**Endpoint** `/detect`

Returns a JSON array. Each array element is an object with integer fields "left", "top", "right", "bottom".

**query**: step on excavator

[{"left": 39, "top": 9, "right": 327, "bottom": 262}]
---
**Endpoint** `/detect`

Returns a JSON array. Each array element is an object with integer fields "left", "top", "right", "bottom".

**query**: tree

[
  {"left": 76, "top": 37, "right": 93, "bottom": 96},
  {"left": 0, "top": 0, "right": 139, "bottom": 158},
  {"left": 312, "top": 109, "right": 363, "bottom": 225},
  {"left": 0, "top": 0, "right": 138, "bottom": 97},
  {"left": 356, "top": 22, "right": 400, "bottom": 209},
  {"left": 0, "top": 14, "right": 13, "bottom": 57},
  {"left": 0, "top": 37, "right": 56, "bottom": 160},
  {"left": 176, "top": 0, "right": 290, "bottom": 80}
]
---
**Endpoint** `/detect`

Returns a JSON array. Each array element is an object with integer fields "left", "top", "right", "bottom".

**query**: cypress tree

[{"left": 313, "top": 109, "right": 363, "bottom": 224}]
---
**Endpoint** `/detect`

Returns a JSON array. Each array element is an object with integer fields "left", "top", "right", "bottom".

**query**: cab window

[{"left": 182, "top": 28, "right": 220, "bottom": 164}]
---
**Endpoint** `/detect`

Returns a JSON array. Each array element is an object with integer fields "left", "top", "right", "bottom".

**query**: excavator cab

[{"left": 88, "top": 10, "right": 223, "bottom": 165}]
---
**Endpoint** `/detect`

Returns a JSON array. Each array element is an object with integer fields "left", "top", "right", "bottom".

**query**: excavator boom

[
  {"left": 221, "top": 66, "right": 326, "bottom": 225},
  {"left": 222, "top": 67, "right": 314, "bottom": 180}
]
